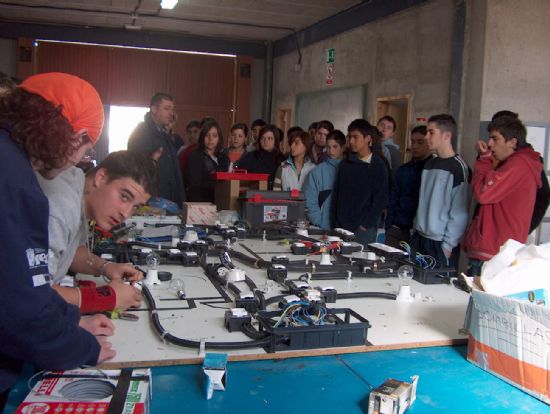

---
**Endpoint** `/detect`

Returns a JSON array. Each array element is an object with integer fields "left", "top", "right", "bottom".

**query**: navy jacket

[
  {"left": 0, "top": 129, "right": 99, "bottom": 392},
  {"left": 387, "top": 156, "right": 432, "bottom": 230},
  {"left": 333, "top": 153, "right": 389, "bottom": 231},
  {"left": 128, "top": 112, "right": 185, "bottom": 206}
]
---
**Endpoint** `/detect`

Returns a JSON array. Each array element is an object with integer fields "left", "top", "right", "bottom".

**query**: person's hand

[
  {"left": 110, "top": 280, "right": 142, "bottom": 311},
  {"left": 476, "top": 140, "right": 491, "bottom": 157},
  {"left": 358, "top": 225, "right": 367, "bottom": 231},
  {"left": 443, "top": 248, "right": 452, "bottom": 259},
  {"left": 96, "top": 336, "right": 116, "bottom": 364},
  {"left": 104, "top": 262, "right": 143, "bottom": 282},
  {"left": 79, "top": 314, "right": 115, "bottom": 336},
  {"left": 151, "top": 147, "right": 163, "bottom": 161}
]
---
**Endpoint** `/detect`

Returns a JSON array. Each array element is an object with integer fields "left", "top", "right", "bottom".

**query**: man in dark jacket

[
  {"left": 386, "top": 125, "right": 432, "bottom": 247},
  {"left": 128, "top": 93, "right": 185, "bottom": 207},
  {"left": 333, "top": 119, "right": 389, "bottom": 247}
]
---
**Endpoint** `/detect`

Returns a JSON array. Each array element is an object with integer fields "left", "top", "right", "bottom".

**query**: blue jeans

[{"left": 354, "top": 227, "right": 377, "bottom": 248}]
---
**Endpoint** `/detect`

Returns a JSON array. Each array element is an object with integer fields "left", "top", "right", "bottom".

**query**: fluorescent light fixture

[{"left": 161, "top": 0, "right": 178, "bottom": 9}]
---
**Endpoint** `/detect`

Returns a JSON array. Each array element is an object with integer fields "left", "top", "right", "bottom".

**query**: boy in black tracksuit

[{"left": 333, "top": 119, "right": 389, "bottom": 247}]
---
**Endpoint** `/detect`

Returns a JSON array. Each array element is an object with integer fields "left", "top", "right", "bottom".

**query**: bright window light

[
  {"left": 161, "top": 0, "right": 178, "bottom": 9},
  {"left": 108, "top": 105, "right": 148, "bottom": 153}
]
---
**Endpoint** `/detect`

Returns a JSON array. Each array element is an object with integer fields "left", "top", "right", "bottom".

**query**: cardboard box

[
  {"left": 183, "top": 202, "right": 217, "bottom": 225},
  {"left": 466, "top": 290, "right": 550, "bottom": 403},
  {"left": 16, "top": 368, "right": 151, "bottom": 414}
]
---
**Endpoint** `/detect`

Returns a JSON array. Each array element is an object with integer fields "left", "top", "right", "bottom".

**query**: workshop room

[{"left": 1, "top": 0, "right": 550, "bottom": 413}]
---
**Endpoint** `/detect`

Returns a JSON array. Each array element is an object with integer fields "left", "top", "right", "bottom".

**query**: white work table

[{"left": 98, "top": 237, "right": 470, "bottom": 368}]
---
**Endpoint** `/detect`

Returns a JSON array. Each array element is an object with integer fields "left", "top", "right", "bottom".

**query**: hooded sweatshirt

[
  {"left": 303, "top": 158, "right": 341, "bottom": 229},
  {"left": 463, "top": 146, "right": 543, "bottom": 261}
]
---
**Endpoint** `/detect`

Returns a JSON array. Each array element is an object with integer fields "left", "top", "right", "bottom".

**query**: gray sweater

[{"left": 36, "top": 167, "right": 87, "bottom": 284}]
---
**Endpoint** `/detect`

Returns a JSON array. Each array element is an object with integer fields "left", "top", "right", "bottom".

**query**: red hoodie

[{"left": 463, "top": 147, "right": 542, "bottom": 261}]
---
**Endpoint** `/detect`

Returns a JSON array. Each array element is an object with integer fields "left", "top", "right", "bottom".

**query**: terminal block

[
  {"left": 317, "top": 286, "right": 337, "bottom": 303},
  {"left": 286, "top": 280, "right": 311, "bottom": 296},
  {"left": 181, "top": 251, "right": 200, "bottom": 266},
  {"left": 267, "top": 264, "right": 288, "bottom": 284},
  {"left": 224, "top": 308, "right": 252, "bottom": 333},
  {"left": 235, "top": 292, "right": 260, "bottom": 313},
  {"left": 271, "top": 255, "right": 290, "bottom": 265}
]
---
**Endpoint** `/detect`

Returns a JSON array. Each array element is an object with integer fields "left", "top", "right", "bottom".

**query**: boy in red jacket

[{"left": 463, "top": 116, "right": 542, "bottom": 276}]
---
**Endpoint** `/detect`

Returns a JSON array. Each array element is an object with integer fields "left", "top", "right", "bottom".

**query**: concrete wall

[
  {"left": 250, "top": 58, "right": 265, "bottom": 123},
  {"left": 272, "top": 0, "right": 456, "bottom": 129},
  {"left": 481, "top": 0, "right": 550, "bottom": 122},
  {"left": 0, "top": 38, "right": 17, "bottom": 77}
]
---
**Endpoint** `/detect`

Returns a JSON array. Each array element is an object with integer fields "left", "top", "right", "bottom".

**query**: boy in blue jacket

[{"left": 303, "top": 130, "right": 346, "bottom": 229}]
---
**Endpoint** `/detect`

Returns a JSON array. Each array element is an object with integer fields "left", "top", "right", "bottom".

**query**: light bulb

[
  {"left": 146, "top": 252, "right": 161, "bottom": 269},
  {"left": 397, "top": 265, "right": 414, "bottom": 285},
  {"left": 169, "top": 278, "right": 186, "bottom": 299}
]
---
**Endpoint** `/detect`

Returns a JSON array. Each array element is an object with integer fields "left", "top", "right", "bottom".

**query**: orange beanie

[{"left": 21, "top": 72, "right": 104, "bottom": 144}]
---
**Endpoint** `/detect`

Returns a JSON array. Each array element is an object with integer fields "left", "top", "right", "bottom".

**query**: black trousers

[{"left": 411, "top": 232, "right": 459, "bottom": 269}]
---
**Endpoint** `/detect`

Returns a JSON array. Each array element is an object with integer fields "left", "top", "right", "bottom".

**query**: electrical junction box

[
  {"left": 267, "top": 264, "right": 288, "bottom": 284},
  {"left": 16, "top": 368, "right": 151, "bottom": 414},
  {"left": 224, "top": 308, "right": 251, "bottom": 332},
  {"left": 181, "top": 251, "right": 199, "bottom": 266},
  {"left": 368, "top": 376, "right": 419, "bottom": 414}
]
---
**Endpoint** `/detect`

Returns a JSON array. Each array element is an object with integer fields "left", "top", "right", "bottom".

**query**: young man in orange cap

[{"left": 0, "top": 72, "right": 115, "bottom": 409}]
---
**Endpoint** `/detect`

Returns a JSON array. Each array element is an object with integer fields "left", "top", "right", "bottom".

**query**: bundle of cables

[
  {"left": 273, "top": 300, "right": 327, "bottom": 328},
  {"left": 399, "top": 242, "right": 437, "bottom": 269}
]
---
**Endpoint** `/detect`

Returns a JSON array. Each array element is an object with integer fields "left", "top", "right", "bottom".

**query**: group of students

[
  {"left": 0, "top": 72, "right": 160, "bottom": 410},
  {"left": 1, "top": 71, "right": 545, "bottom": 411}
]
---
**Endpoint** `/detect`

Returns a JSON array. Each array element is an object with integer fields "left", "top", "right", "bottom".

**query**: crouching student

[
  {"left": 38, "top": 150, "right": 157, "bottom": 314},
  {"left": 333, "top": 119, "right": 389, "bottom": 246},
  {"left": 303, "top": 130, "right": 346, "bottom": 229},
  {"left": 0, "top": 72, "right": 116, "bottom": 410}
]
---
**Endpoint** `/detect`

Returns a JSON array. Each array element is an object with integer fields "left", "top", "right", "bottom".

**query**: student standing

[
  {"left": 333, "top": 119, "right": 389, "bottom": 246},
  {"left": 463, "top": 116, "right": 542, "bottom": 276},
  {"left": 225, "top": 122, "right": 248, "bottom": 169},
  {"left": 303, "top": 130, "right": 346, "bottom": 229},
  {"left": 312, "top": 120, "right": 334, "bottom": 164},
  {"left": 274, "top": 131, "right": 315, "bottom": 191},
  {"left": 184, "top": 120, "right": 229, "bottom": 202},
  {"left": 412, "top": 114, "right": 471, "bottom": 269},
  {"left": 386, "top": 125, "right": 432, "bottom": 247},
  {"left": 239, "top": 124, "right": 285, "bottom": 190}
]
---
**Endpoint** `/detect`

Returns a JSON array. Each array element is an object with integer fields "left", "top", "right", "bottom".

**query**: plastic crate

[{"left": 256, "top": 307, "right": 370, "bottom": 353}]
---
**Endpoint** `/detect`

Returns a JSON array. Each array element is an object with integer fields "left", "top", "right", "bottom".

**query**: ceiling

[{"left": 0, "top": 0, "right": 363, "bottom": 43}]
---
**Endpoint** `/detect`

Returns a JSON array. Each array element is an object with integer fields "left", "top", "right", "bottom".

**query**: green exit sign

[{"left": 327, "top": 48, "right": 335, "bottom": 63}]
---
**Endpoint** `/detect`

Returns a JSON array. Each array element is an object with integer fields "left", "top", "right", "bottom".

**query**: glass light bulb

[
  {"left": 397, "top": 264, "right": 414, "bottom": 285},
  {"left": 169, "top": 278, "right": 186, "bottom": 299},
  {"left": 145, "top": 252, "right": 161, "bottom": 270}
]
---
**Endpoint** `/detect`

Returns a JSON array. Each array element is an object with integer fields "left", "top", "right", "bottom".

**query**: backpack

[{"left": 530, "top": 165, "right": 550, "bottom": 233}]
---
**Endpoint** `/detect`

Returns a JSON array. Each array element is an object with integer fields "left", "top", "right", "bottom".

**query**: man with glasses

[{"left": 38, "top": 151, "right": 157, "bottom": 314}]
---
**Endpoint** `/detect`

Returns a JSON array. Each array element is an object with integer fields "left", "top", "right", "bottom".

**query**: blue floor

[{"left": 5, "top": 346, "right": 549, "bottom": 413}]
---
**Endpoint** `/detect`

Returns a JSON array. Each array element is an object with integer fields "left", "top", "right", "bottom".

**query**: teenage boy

[
  {"left": 312, "top": 120, "right": 334, "bottom": 164},
  {"left": 377, "top": 115, "right": 402, "bottom": 175},
  {"left": 303, "top": 130, "right": 346, "bottom": 229},
  {"left": 38, "top": 151, "right": 157, "bottom": 313},
  {"left": 412, "top": 114, "right": 471, "bottom": 269},
  {"left": 386, "top": 125, "right": 432, "bottom": 247},
  {"left": 463, "top": 116, "right": 542, "bottom": 276},
  {"left": 333, "top": 119, "right": 389, "bottom": 246}
]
